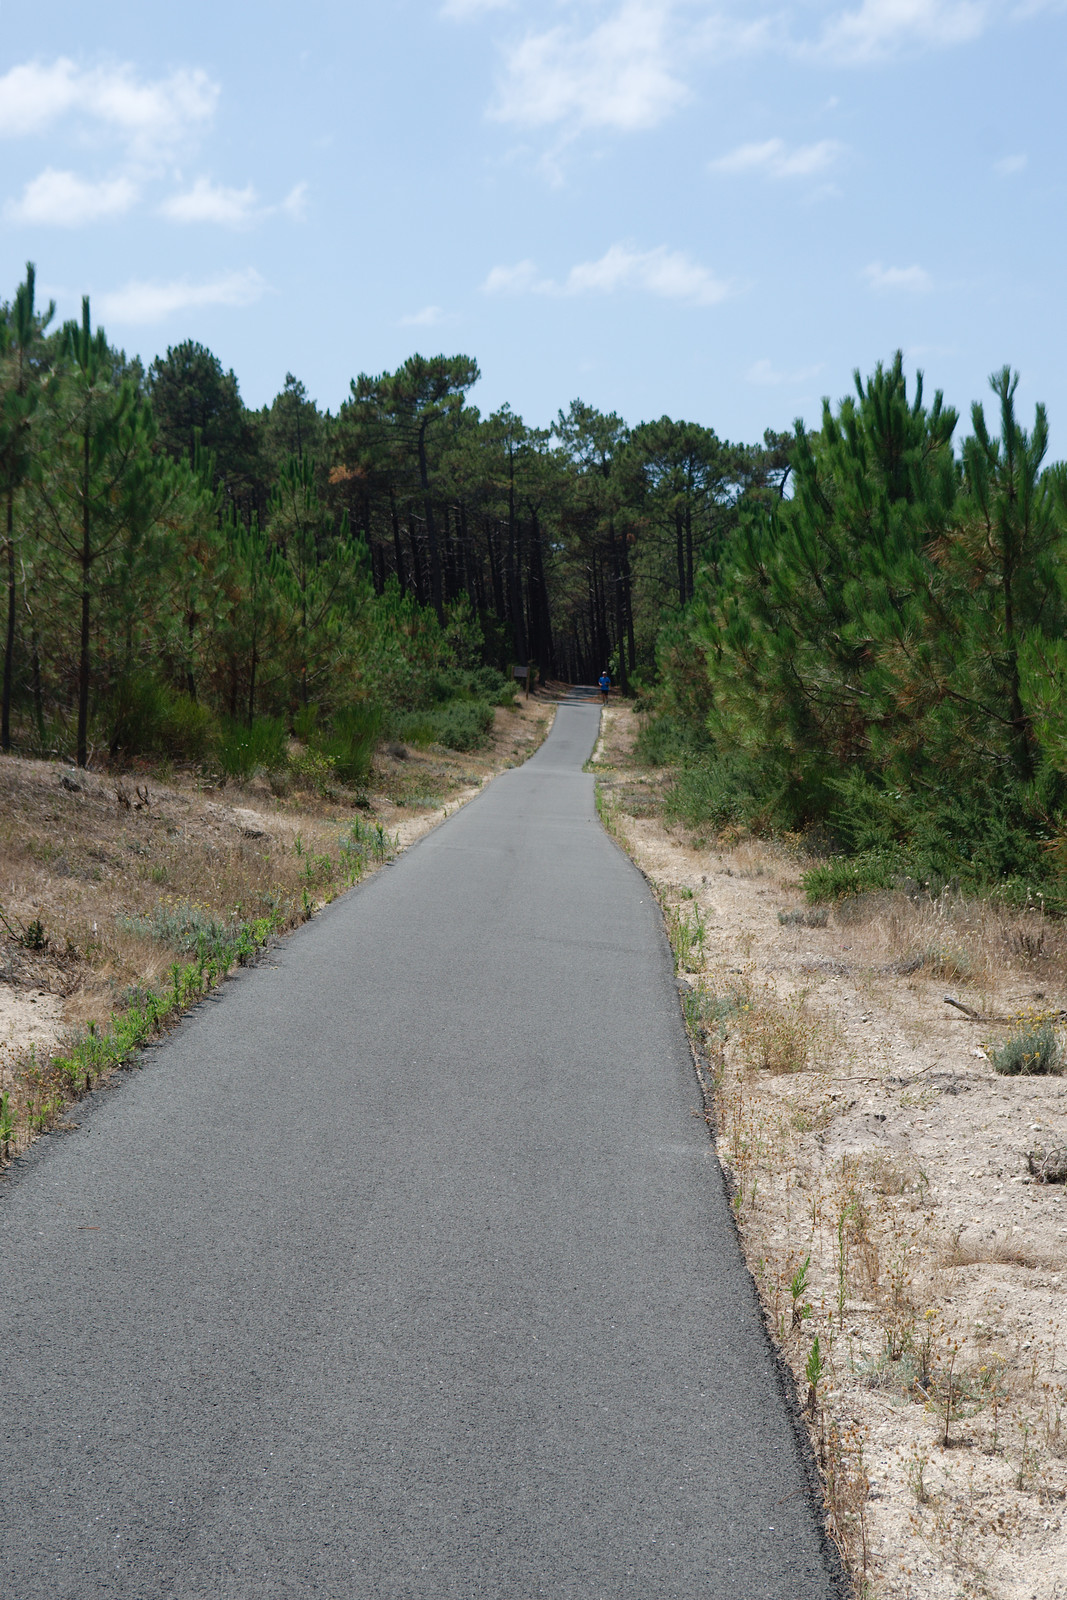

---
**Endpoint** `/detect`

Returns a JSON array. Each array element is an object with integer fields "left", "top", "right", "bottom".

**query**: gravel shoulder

[{"left": 593, "top": 705, "right": 1067, "bottom": 1600}]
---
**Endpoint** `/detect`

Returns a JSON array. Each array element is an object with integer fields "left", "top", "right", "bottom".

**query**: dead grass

[{"left": 0, "top": 694, "right": 555, "bottom": 1168}]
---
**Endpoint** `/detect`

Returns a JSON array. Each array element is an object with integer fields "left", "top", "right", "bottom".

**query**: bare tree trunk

[
  {"left": 2, "top": 489, "right": 14, "bottom": 751},
  {"left": 416, "top": 425, "right": 444, "bottom": 622},
  {"left": 77, "top": 426, "right": 92, "bottom": 768},
  {"left": 675, "top": 506, "right": 686, "bottom": 607},
  {"left": 389, "top": 489, "right": 407, "bottom": 597}
]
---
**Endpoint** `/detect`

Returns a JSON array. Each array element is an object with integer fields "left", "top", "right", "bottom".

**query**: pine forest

[{"left": 4, "top": 260, "right": 1067, "bottom": 906}]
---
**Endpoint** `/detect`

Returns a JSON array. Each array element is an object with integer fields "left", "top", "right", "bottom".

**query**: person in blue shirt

[{"left": 598, "top": 670, "right": 611, "bottom": 705}]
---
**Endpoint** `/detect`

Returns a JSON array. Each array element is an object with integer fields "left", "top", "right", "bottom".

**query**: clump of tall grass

[
  {"left": 214, "top": 715, "right": 288, "bottom": 780},
  {"left": 317, "top": 704, "right": 382, "bottom": 785}
]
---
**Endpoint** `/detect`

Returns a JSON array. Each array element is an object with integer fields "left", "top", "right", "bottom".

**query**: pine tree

[
  {"left": 34, "top": 300, "right": 186, "bottom": 766},
  {"left": 0, "top": 263, "right": 53, "bottom": 750}
]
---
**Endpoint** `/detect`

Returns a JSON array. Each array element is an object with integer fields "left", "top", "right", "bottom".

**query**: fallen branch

[{"left": 944, "top": 993, "right": 1067, "bottom": 1025}]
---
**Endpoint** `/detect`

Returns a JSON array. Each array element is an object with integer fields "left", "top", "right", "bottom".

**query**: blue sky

[{"left": 1, "top": 1, "right": 1064, "bottom": 454}]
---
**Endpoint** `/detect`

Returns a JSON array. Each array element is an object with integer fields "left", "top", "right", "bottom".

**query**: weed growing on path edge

[{"left": 0, "top": 904, "right": 290, "bottom": 1160}]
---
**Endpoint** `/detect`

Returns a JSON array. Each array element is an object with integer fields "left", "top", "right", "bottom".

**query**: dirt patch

[
  {"left": 0, "top": 693, "right": 555, "bottom": 1163},
  {"left": 594, "top": 706, "right": 1067, "bottom": 1600}
]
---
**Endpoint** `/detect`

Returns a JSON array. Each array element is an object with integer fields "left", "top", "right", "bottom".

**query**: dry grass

[
  {"left": 832, "top": 887, "right": 1067, "bottom": 1004},
  {"left": 0, "top": 695, "right": 556, "bottom": 1167}
]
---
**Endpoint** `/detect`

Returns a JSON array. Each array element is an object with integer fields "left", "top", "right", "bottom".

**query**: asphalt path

[{"left": 1, "top": 702, "right": 838, "bottom": 1598}]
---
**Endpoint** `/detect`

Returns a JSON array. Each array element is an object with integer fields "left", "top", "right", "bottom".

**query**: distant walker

[{"left": 598, "top": 670, "right": 611, "bottom": 706}]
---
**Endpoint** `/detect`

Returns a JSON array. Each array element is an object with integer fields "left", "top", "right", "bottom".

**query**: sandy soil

[
  {"left": 0, "top": 693, "right": 555, "bottom": 1157},
  {"left": 594, "top": 706, "right": 1067, "bottom": 1600}
]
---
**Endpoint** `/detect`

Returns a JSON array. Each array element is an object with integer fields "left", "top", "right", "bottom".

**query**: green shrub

[
  {"left": 664, "top": 753, "right": 765, "bottom": 832},
  {"left": 290, "top": 749, "right": 337, "bottom": 795},
  {"left": 108, "top": 674, "right": 215, "bottom": 761},
  {"left": 991, "top": 1019, "right": 1063, "bottom": 1077},
  {"left": 396, "top": 699, "right": 494, "bottom": 752},
  {"left": 394, "top": 713, "right": 437, "bottom": 748},
  {"left": 433, "top": 699, "right": 494, "bottom": 750},
  {"left": 634, "top": 714, "right": 691, "bottom": 767},
  {"left": 803, "top": 852, "right": 901, "bottom": 904},
  {"left": 215, "top": 716, "right": 288, "bottom": 780},
  {"left": 316, "top": 703, "right": 382, "bottom": 785},
  {"left": 427, "top": 665, "right": 512, "bottom": 705}
]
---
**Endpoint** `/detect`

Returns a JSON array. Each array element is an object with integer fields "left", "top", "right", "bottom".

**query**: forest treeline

[
  {"left": 4, "top": 259, "right": 1067, "bottom": 897},
  {"left": 0, "top": 262, "right": 785, "bottom": 782}
]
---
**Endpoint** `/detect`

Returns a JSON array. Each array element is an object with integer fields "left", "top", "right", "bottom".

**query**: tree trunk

[
  {"left": 685, "top": 504, "right": 694, "bottom": 601},
  {"left": 487, "top": 518, "right": 504, "bottom": 616},
  {"left": 408, "top": 514, "right": 427, "bottom": 607},
  {"left": 506, "top": 452, "right": 526, "bottom": 665},
  {"left": 675, "top": 506, "right": 686, "bottom": 607},
  {"left": 389, "top": 489, "right": 407, "bottom": 597},
  {"left": 30, "top": 627, "right": 44, "bottom": 749},
  {"left": 608, "top": 520, "right": 629, "bottom": 694},
  {"left": 77, "top": 426, "right": 92, "bottom": 768},
  {"left": 1003, "top": 566, "right": 1036, "bottom": 781},
  {"left": 247, "top": 640, "right": 258, "bottom": 728},
  {"left": 2, "top": 489, "right": 14, "bottom": 751},
  {"left": 416, "top": 424, "right": 444, "bottom": 622}
]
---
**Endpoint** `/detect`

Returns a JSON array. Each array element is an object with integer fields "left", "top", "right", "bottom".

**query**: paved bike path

[{"left": 0, "top": 703, "right": 837, "bottom": 1598}]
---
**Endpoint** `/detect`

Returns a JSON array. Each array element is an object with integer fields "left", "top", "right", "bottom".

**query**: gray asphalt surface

[{"left": 0, "top": 702, "right": 838, "bottom": 1599}]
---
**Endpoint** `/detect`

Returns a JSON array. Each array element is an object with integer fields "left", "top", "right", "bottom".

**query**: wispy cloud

[
  {"left": 399, "top": 305, "right": 449, "bottom": 327},
  {"left": 5, "top": 167, "right": 138, "bottom": 226},
  {"left": 710, "top": 137, "right": 844, "bottom": 179},
  {"left": 441, "top": 0, "right": 511, "bottom": 16},
  {"left": 809, "top": 0, "right": 992, "bottom": 64},
  {"left": 483, "top": 242, "right": 730, "bottom": 306},
  {"left": 864, "top": 260, "right": 933, "bottom": 291},
  {"left": 993, "top": 152, "right": 1027, "bottom": 176},
  {"left": 159, "top": 177, "right": 308, "bottom": 227},
  {"left": 96, "top": 267, "right": 268, "bottom": 325},
  {"left": 490, "top": 1, "right": 688, "bottom": 133},
  {"left": 483, "top": 260, "right": 550, "bottom": 295},
  {"left": 747, "top": 358, "right": 824, "bottom": 386},
  {"left": 159, "top": 177, "right": 258, "bottom": 226},
  {"left": 0, "top": 58, "right": 218, "bottom": 154}
]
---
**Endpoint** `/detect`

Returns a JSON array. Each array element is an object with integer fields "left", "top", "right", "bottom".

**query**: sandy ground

[
  {"left": 593, "top": 706, "right": 1067, "bottom": 1600},
  {"left": 0, "top": 693, "right": 555, "bottom": 1154}
]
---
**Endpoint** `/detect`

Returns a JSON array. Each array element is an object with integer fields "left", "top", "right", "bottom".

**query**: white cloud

[
  {"left": 710, "top": 137, "right": 844, "bottom": 179},
  {"left": 812, "top": 0, "right": 992, "bottom": 64},
  {"left": 565, "top": 242, "right": 729, "bottom": 303},
  {"left": 482, "top": 259, "right": 553, "bottom": 295},
  {"left": 0, "top": 58, "right": 218, "bottom": 153},
  {"left": 281, "top": 182, "right": 308, "bottom": 220},
  {"left": 159, "top": 177, "right": 309, "bottom": 227},
  {"left": 993, "top": 152, "right": 1027, "bottom": 175},
  {"left": 159, "top": 177, "right": 259, "bottom": 226},
  {"left": 399, "top": 305, "right": 448, "bottom": 327},
  {"left": 747, "top": 358, "right": 824, "bottom": 385},
  {"left": 490, "top": 1, "right": 688, "bottom": 132},
  {"left": 5, "top": 167, "right": 138, "bottom": 226},
  {"left": 483, "top": 242, "right": 730, "bottom": 306},
  {"left": 95, "top": 268, "right": 268, "bottom": 325},
  {"left": 442, "top": 0, "right": 511, "bottom": 15},
  {"left": 864, "top": 260, "right": 933, "bottom": 291}
]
